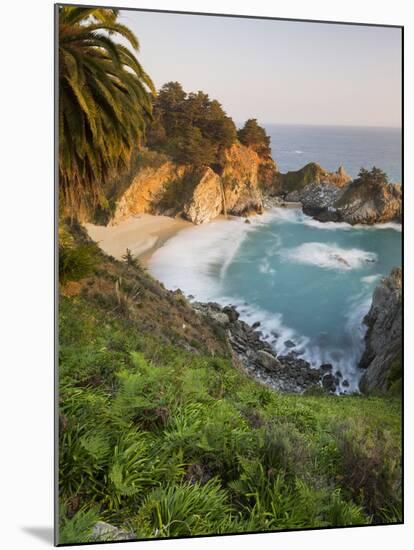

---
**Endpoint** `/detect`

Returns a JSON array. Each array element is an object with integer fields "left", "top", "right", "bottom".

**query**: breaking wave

[
  {"left": 149, "top": 206, "right": 400, "bottom": 392},
  {"left": 279, "top": 242, "right": 377, "bottom": 271}
]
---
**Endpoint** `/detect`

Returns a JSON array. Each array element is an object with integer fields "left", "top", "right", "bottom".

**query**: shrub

[
  {"left": 332, "top": 419, "right": 402, "bottom": 522},
  {"left": 59, "top": 242, "right": 99, "bottom": 285},
  {"left": 59, "top": 506, "right": 101, "bottom": 545},
  {"left": 134, "top": 480, "right": 232, "bottom": 537},
  {"left": 122, "top": 248, "right": 141, "bottom": 270}
]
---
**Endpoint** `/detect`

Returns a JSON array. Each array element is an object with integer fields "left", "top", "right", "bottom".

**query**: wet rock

[
  {"left": 322, "top": 373, "right": 337, "bottom": 393},
  {"left": 223, "top": 305, "right": 240, "bottom": 323},
  {"left": 284, "top": 339, "right": 296, "bottom": 348},
  {"left": 320, "top": 363, "right": 333, "bottom": 373},
  {"left": 342, "top": 379, "right": 350, "bottom": 388},
  {"left": 252, "top": 321, "right": 261, "bottom": 330},
  {"left": 193, "top": 300, "right": 325, "bottom": 394},
  {"left": 256, "top": 350, "right": 283, "bottom": 372}
]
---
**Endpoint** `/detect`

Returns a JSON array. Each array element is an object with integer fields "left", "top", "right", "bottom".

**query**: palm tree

[{"left": 59, "top": 7, "right": 155, "bottom": 216}]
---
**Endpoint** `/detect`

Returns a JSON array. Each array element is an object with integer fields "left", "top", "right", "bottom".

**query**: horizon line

[{"left": 236, "top": 122, "right": 402, "bottom": 130}]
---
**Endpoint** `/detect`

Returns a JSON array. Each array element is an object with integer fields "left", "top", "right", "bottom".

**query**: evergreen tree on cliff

[
  {"left": 59, "top": 6, "right": 155, "bottom": 216},
  {"left": 147, "top": 82, "right": 237, "bottom": 168},
  {"left": 356, "top": 167, "right": 389, "bottom": 185},
  {"left": 238, "top": 118, "right": 272, "bottom": 158}
]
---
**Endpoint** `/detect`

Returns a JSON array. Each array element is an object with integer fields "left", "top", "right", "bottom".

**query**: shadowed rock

[{"left": 359, "top": 267, "right": 402, "bottom": 393}]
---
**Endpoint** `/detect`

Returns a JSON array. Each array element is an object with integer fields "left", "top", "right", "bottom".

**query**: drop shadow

[{"left": 22, "top": 526, "right": 54, "bottom": 544}]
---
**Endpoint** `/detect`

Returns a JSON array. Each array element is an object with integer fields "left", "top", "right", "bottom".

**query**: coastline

[
  {"left": 85, "top": 212, "right": 246, "bottom": 267},
  {"left": 85, "top": 206, "right": 402, "bottom": 271},
  {"left": 84, "top": 214, "right": 192, "bottom": 267}
]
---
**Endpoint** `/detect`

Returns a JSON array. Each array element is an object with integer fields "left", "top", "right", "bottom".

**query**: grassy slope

[{"left": 58, "top": 237, "right": 402, "bottom": 544}]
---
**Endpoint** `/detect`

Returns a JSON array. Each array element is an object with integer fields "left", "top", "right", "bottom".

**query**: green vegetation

[
  {"left": 57, "top": 7, "right": 402, "bottom": 545},
  {"left": 278, "top": 162, "right": 327, "bottom": 193},
  {"left": 146, "top": 82, "right": 237, "bottom": 168},
  {"left": 386, "top": 358, "right": 403, "bottom": 395},
  {"left": 59, "top": 7, "right": 155, "bottom": 216},
  {"left": 238, "top": 118, "right": 272, "bottom": 158},
  {"left": 59, "top": 250, "right": 402, "bottom": 543},
  {"left": 356, "top": 167, "right": 389, "bottom": 185},
  {"left": 335, "top": 166, "right": 391, "bottom": 208},
  {"left": 59, "top": 226, "right": 99, "bottom": 285}
]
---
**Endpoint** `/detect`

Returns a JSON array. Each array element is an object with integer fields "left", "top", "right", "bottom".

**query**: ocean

[
  {"left": 265, "top": 124, "right": 402, "bottom": 183},
  {"left": 149, "top": 125, "right": 402, "bottom": 392}
]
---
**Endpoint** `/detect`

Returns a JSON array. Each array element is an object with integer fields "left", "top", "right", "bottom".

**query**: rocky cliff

[
  {"left": 331, "top": 179, "right": 401, "bottom": 224},
  {"left": 274, "top": 163, "right": 351, "bottom": 196},
  {"left": 296, "top": 178, "right": 402, "bottom": 225},
  {"left": 359, "top": 267, "right": 402, "bottom": 394},
  {"left": 110, "top": 160, "right": 186, "bottom": 224},
  {"left": 110, "top": 142, "right": 277, "bottom": 225}
]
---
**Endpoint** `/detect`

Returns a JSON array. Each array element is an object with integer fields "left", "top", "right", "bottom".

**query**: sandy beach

[{"left": 84, "top": 214, "right": 191, "bottom": 266}]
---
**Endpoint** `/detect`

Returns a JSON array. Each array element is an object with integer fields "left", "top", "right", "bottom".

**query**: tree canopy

[
  {"left": 59, "top": 6, "right": 155, "bottom": 216},
  {"left": 147, "top": 82, "right": 237, "bottom": 168},
  {"left": 356, "top": 167, "right": 389, "bottom": 185},
  {"left": 237, "top": 119, "right": 272, "bottom": 158}
]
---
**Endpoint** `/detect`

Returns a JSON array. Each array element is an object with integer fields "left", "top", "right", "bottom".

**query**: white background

[{"left": 1, "top": 0, "right": 412, "bottom": 548}]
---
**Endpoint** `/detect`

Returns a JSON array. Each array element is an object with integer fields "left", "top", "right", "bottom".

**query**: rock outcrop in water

[
  {"left": 273, "top": 163, "right": 351, "bottom": 196},
  {"left": 329, "top": 178, "right": 401, "bottom": 225},
  {"left": 359, "top": 267, "right": 402, "bottom": 394},
  {"left": 286, "top": 182, "right": 344, "bottom": 214},
  {"left": 291, "top": 175, "right": 402, "bottom": 225},
  {"left": 269, "top": 163, "right": 401, "bottom": 226},
  {"left": 110, "top": 142, "right": 277, "bottom": 225}
]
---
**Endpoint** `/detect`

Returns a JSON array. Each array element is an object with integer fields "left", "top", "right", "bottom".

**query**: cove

[{"left": 149, "top": 208, "right": 401, "bottom": 392}]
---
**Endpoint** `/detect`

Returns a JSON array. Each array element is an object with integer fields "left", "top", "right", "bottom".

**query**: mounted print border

[{"left": 55, "top": 3, "right": 404, "bottom": 546}]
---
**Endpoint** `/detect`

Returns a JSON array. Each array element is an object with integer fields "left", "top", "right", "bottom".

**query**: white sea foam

[
  {"left": 149, "top": 207, "right": 398, "bottom": 393},
  {"left": 219, "top": 297, "right": 310, "bottom": 357},
  {"left": 279, "top": 242, "right": 377, "bottom": 271},
  {"left": 267, "top": 207, "right": 401, "bottom": 233},
  {"left": 259, "top": 258, "right": 276, "bottom": 275},
  {"left": 303, "top": 218, "right": 353, "bottom": 231},
  {"left": 354, "top": 221, "right": 402, "bottom": 232},
  {"left": 149, "top": 217, "right": 254, "bottom": 300},
  {"left": 226, "top": 295, "right": 368, "bottom": 393},
  {"left": 361, "top": 274, "right": 381, "bottom": 284}
]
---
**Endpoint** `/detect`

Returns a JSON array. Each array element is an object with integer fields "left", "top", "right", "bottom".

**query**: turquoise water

[{"left": 149, "top": 209, "right": 401, "bottom": 391}]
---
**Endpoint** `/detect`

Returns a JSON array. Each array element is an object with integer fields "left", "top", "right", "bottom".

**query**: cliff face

[
  {"left": 110, "top": 161, "right": 186, "bottom": 224},
  {"left": 221, "top": 143, "right": 266, "bottom": 216},
  {"left": 359, "top": 267, "right": 402, "bottom": 394},
  {"left": 301, "top": 179, "right": 402, "bottom": 225},
  {"left": 276, "top": 163, "right": 351, "bottom": 196},
  {"left": 332, "top": 179, "right": 402, "bottom": 224},
  {"left": 182, "top": 168, "right": 223, "bottom": 224},
  {"left": 111, "top": 142, "right": 276, "bottom": 225}
]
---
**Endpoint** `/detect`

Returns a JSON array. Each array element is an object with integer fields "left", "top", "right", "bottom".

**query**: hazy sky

[{"left": 120, "top": 10, "right": 402, "bottom": 128}]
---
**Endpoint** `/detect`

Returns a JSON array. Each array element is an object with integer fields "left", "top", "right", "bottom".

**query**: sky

[{"left": 119, "top": 9, "right": 402, "bottom": 128}]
